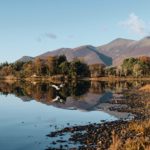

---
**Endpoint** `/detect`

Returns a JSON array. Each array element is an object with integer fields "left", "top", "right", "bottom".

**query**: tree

[
  {"left": 34, "top": 58, "right": 43, "bottom": 75},
  {"left": 69, "top": 60, "right": 90, "bottom": 78},
  {"left": 138, "top": 56, "right": 150, "bottom": 64},
  {"left": 57, "top": 55, "right": 67, "bottom": 65},
  {"left": 22, "top": 62, "right": 34, "bottom": 77},
  {"left": 46, "top": 56, "right": 57, "bottom": 76},
  {"left": 133, "top": 63, "right": 142, "bottom": 77},
  {"left": 11, "top": 61, "right": 25, "bottom": 72},
  {"left": 116, "top": 66, "right": 122, "bottom": 77},
  {"left": 55, "top": 55, "right": 67, "bottom": 74},
  {"left": 105, "top": 66, "right": 116, "bottom": 76},
  {"left": 89, "top": 64, "right": 105, "bottom": 77},
  {"left": 0, "top": 62, "right": 9, "bottom": 70},
  {"left": 0, "top": 66, "right": 13, "bottom": 76},
  {"left": 138, "top": 56, "right": 150, "bottom": 76},
  {"left": 59, "top": 61, "right": 70, "bottom": 75},
  {"left": 121, "top": 58, "right": 138, "bottom": 76}
]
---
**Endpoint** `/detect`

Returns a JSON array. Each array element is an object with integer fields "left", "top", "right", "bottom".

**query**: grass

[
  {"left": 139, "top": 84, "right": 150, "bottom": 92},
  {"left": 107, "top": 87, "right": 150, "bottom": 150},
  {"left": 96, "top": 87, "right": 150, "bottom": 150},
  {"left": 108, "top": 131, "right": 122, "bottom": 150},
  {"left": 108, "top": 120, "right": 150, "bottom": 150}
]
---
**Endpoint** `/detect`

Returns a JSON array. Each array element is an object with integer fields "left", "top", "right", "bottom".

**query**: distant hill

[
  {"left": 97, "top": 37, "right": 150, "bottom": 65},
  {"left": 37, "top": 45, "right": 112, "bottom": 65},
  {"left": 17, "top": 37, "right": 150, "bottom": 66},
  {"left": 16, "top": 56, "right": 34, "bottom": 63}
]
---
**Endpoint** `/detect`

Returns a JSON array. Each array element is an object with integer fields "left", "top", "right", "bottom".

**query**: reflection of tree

[
  {"left": 0, "top": 81, "right": 90, "bottom": 104},
  {"left": 90, "top": 81, "right": 105, "bottom": 94},
  {"left": 0, "top": 80, "right": 149, "bottom": 105},
  {"left": 67, "top": 81, "right": 90, "bottom": 97}
]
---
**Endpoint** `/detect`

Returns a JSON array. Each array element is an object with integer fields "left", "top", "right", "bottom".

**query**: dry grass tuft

[
  {"left": 139, "top": 84, "right": 150, "bottom": 92},
  {"left": 109, "top": 131, "right": 122, "bottom": 150},
  {"left": 128, "top": 120, "right": 150, "bottom": 134},
  {"left": 107, "top": 120, "right": 150, "bottom": 150}
]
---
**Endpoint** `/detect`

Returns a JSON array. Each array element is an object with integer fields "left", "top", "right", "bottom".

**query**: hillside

[
  {"left": 97, "top": 37, "right": 150, "bottom": 65},
  {"left": 17, "top": 37, "right": 150, "bottom": 66},
  {"left": 37, "top": 45, "right": 112, "bottom": 65},
  {"left": 16, "top": 56, "right": 34, "bottom": 63}
]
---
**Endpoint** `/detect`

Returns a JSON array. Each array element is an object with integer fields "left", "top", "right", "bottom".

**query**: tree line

[
  {"left": 106, "top": 56, "right": 150, "bottom": 77},
  {"left": 0, "top": 55, "right": 89, "bottom": 79},
  {"left": 0, "top": 55, "right": 150, "bottom": 79}
]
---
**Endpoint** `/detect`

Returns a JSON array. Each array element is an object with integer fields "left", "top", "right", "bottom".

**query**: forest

[{"left": 0, "top": 55, "right": 150, "bottom": 80}]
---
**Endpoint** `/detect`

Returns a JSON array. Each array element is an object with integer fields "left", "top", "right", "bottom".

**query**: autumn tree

[
  {"left": 133, "top": 63, "right": 142, "bottom": 77},
  {"left": 105, "top": 66, "right": 117, "bottom": 76},
  {"left": 121, "top": 58, "right": 137, "bottom": 76},
  {"left": 89, "top": 64, "right": 105, "bottom": 77},
  {"left": 0, "top": 66, "right": 13, "bottom": 76},
  {"left": 59, "top": 61, "right": 70, "bottom": 75},
  {"left": 46, "top": 56, "right": 57, "bottom": 76},
  {"left": 33, "top": 58, "right": 44, "bottom": 75},
  {"left": 22, "top": 62, "right": 34, "bottom": 77}
]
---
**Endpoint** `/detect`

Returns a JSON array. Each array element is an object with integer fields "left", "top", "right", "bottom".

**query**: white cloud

[{"left": 120, "top": 13, "right": 148, "bottom": 35}]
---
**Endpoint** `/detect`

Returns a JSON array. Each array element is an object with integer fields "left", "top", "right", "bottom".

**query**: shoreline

[
  {"left": 1, "top": 76, "right": 150, "bottom": 83},
  {"left": 47, "top": 89, "right": 150, "bottom": 149},
  {"left": 82, "top": 76, "right": 150, "bottom": 81}
]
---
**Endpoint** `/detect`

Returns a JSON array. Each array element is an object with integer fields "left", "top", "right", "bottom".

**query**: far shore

[
  {"left": 1, "top": 76, "right": 150, "bottom": 84},
  {"left": 82, "top": 76, "right": 150, "bottom": 81}
]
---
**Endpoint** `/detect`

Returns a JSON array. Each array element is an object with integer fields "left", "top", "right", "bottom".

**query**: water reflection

[
  {"left": 0, "top": 80, "right": 149, "bottom": 149},
  {"left": 0, "top": 80, "right": 148, "bottom": 111}
]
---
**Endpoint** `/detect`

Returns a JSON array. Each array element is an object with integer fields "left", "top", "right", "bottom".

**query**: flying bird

[
  {"left": 52, "top": 96, "right": 60, "bottom": 102},
  {"left": 51, "top": 84, "right": 65, "bottom": 90}
]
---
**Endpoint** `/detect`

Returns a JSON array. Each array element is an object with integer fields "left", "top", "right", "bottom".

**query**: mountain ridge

[
  {"left": 17, "top": 37, "right": 150, "bottom": 66},
  {"left": 16, "top": 56, "right": 34, "bottom": 63}
]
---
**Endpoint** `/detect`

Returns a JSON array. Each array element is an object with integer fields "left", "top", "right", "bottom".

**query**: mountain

[
  {"left": 16, "top": 56, "right": 34, "bottom": 63},
  {"left": 16, "top": 37, "right": 150, "bottom": 66},
  {"left": 37, "top": 45, "right": 112, "bottom": 65},
  {"left": 97, "top": 38, "right": 135, "bottom": 65},
  {"left": 97, "top": 37, "right": 150, "bottom": 65}
]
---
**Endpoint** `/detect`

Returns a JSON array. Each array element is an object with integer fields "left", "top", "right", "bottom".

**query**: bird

[
  {"left": 51, "top": 84, "right": 60, "bottom": 90},
  {"left": 51, "top": 84, "right": 65, "bottom": 90},
  {"left": 52, "top": 96, "right": 60, "bottom": 102},
  {"left": 52, "top": 96, "right": 64, "bottom": 103}
]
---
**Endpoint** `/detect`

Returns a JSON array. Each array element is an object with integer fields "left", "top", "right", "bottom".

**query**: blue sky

[{"left": 0, "top": 0, "right": 150, "bottom": 62}]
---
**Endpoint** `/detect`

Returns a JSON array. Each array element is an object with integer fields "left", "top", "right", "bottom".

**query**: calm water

[{"left": 0, "top": 80, "right": 147, "bottom": 149}]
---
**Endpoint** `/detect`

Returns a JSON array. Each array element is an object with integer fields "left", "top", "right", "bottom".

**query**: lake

[{"left": 0, "top": 80, "right": 146, "bottom": 149}]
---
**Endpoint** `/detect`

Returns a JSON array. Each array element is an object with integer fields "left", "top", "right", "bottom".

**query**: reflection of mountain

[
  {"left": 0, "top": 80, "right": 146, "bottom": 119},
  {"left": 19, "top": 96, "right": 33, "bottom": 101},
  {"left": 0, "top": 81, "right": 144, "bottom": 105},
  {"left": 0, "top": 80, "right": 147, "bottom": 108},
  {"left": 52, "top": 92, "right": 112, "bottom": 111}
]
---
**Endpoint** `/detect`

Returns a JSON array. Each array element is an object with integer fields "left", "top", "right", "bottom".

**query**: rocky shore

[{"left": 47, "top": 89, "right": 150, "bottom": 150}]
